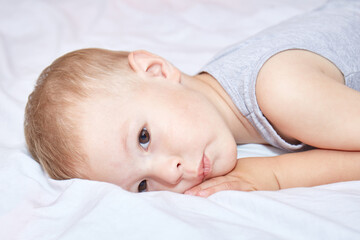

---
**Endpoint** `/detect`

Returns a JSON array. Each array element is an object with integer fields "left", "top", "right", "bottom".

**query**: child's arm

[
  {"left": 274, "top": 149, "right": 360, "bottom": 188},
  {"left": 185, "top": 149, "right": 360, "bottom": 197},
  {"left": 256, "top": 50, "right": 360, "bottom": 151}
]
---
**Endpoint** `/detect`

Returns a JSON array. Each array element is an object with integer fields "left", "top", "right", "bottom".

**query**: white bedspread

[{"left": 1, "top": 0, "right": 360, "bottom": 239}]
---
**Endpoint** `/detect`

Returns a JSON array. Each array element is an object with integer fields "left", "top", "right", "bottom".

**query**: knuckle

[{"left": 222, "top": 182, "right": 233, "bottom": 190}]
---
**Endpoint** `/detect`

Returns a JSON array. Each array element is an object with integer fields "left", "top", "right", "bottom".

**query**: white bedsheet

[{"left": 1, "top": 0, "right": 360, "bottom": 239}]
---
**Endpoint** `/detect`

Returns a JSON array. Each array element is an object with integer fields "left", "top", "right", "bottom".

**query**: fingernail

[{"left": 198, "top": 190, "right": 208, "bottom": 197}]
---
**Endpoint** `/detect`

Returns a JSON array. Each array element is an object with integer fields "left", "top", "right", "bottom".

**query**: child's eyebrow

[{"left": 120, "top": 119, "right": 132, "bottom": 156}]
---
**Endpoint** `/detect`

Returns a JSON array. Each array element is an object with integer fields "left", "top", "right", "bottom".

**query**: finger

[
  {"left": 196, "top": 180, "right": 255, "bottom": 198},
  {"left": 184, "top": 176, "right": 236, "bottom": 196},
  {"left": 184, "top": 177, "right": 226, "bottom": 195},
  {"left": 195, "top": 181, "right": 240, "bottom": 197}
]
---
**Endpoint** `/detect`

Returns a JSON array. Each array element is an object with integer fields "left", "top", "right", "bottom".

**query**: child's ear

[{"left": 128, "top": 50, "right": 181, "bottom": 82}]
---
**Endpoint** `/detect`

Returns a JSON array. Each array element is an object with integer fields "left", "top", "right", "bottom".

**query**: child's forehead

[
  {"left": 78, "top": 90, "right": 137, "bottom": 120},
  {"left": 79, "top": 76, "right": 171, "bottom": 118}
]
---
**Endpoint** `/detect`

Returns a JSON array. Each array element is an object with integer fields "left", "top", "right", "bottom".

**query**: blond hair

[{"left": 24, "top": 48, "right": 133, "bottom": 179}]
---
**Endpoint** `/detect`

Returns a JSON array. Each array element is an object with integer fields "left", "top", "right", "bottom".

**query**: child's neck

[{"left": 182, "top": 72, "right": 266, "bottom": 145}]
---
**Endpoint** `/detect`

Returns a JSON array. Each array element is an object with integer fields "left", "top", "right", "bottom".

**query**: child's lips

[
  {"left": 197, "top": 153, "right": 211, "bottom": 182},
  {"left": 203, "top": 154, "right": 211, "bottom": 178}
]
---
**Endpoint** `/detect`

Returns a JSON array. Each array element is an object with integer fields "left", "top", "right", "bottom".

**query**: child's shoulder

[
  {"left": 257, "top": 49, "right": 344, "bottom": 87},
  {"left": 255, "top": 49, "right": 345, "bottom": 146}
]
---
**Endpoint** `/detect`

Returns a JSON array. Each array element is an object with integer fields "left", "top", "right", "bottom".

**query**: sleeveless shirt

[{"left": 201, "top": 0, "right": 360, "bottom": 152}]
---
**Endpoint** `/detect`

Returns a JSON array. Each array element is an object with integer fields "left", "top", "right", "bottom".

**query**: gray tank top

[{"left": 201, "top": 0, "right": 360, "bottom": 152}]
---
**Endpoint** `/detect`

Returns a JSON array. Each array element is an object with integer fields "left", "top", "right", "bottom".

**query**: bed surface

[{"left": 1, "top": 0, "right": 360, "bottom": 239}]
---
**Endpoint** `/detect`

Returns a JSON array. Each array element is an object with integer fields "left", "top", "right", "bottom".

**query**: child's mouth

[
  {"left": 203, "top": 154, "right": 212, "bottom": 178},
  {"left": 198, "top": 153, "right": 212, "bottom": 182}
]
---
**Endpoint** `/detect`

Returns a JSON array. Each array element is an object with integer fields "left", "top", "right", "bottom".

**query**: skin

[
  {"left": 80, "top": 50, "right": 264, "bottom": 193},
  {"left": 79, "top": 49, "right": 360, "bottom": 197},
  {"left": 187, "top": 49, "right": 360, "bottom": 197}
]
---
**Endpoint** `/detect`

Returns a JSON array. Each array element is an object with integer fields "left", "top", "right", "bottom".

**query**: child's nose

[{"left": 153, "top": 155, "right": 183, "bottom": 185}]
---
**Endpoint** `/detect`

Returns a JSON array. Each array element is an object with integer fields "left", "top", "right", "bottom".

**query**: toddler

[{"left": 25, "top": 0, "right": 360, "bottom": 197}]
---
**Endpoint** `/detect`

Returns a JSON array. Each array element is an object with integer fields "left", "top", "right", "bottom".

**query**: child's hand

[
  {"left": 184, "top": 172, "right": 256, "bottom": 197},
  {"left": 184, "top": 157, "right": 280, "bottom": 197}
]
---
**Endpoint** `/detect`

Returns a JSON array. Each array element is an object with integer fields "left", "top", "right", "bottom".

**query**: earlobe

[{"left": 128, "top": 50, "right": 181, "bottom": 83}]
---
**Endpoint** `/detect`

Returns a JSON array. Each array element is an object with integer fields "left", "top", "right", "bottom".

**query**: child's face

[{"left": 79, "top": 76, "right": 238, "bottom": 194}]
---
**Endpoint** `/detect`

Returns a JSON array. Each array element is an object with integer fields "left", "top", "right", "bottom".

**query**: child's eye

[
  {"left": 138, "top": 180, "right": 147, "bottom": 192},
  {"left": 139, "top": 127, "right": 150, "bottom": 150}
]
